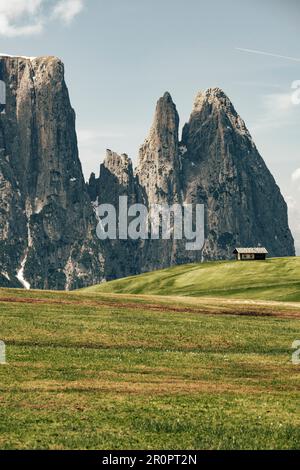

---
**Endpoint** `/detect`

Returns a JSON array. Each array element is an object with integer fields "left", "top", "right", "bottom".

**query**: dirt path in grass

[{"left": 0, "top": 295, "right": 299, "bottom": 319}]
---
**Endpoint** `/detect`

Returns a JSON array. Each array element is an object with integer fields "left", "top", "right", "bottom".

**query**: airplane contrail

[{"left": 236, "top": 47, "right": 300, "bottom": 63}]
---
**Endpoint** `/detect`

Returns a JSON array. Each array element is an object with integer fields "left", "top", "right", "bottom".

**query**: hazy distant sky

[{"left": 0, "top": 0, "right": 299, "bottom": 252}]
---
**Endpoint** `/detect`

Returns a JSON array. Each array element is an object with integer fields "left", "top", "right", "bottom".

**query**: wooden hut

[{"left": 233, "top": 247, "right": 268, "bottom": 261}]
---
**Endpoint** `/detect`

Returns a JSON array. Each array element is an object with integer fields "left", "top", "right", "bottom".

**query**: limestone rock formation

[
  {"left": 0, "top": 55, "right": 295, "bottom": 289},
  {"left": 136, "top": 92, "right": 182, "bottom": 205},
  {"left": 181, "top": 88, "right": 295, "bottom": 259},
  {"left": 0, "top": 55, "right": 104, "bottom": 289},
  {"left": 88, "top": 149, "right": 142, "bottom": 279},
  {"left": 135, "top": 92, "right": 185, "bottom": 271},
  {"left": 86, "top": 88, "right": 294, "bottom": 280}
]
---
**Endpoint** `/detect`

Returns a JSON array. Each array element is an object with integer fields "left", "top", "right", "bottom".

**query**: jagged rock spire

[
  {"left": 136, "top": 91, "right": 182, "bottom": 205},
  {"left": 181, "top": 88, "right": 295, "bottom": 259}
]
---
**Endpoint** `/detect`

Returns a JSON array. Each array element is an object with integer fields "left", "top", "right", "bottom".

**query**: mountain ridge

[
  {"left": 0, "top": 55, "right": 295, "bottom": 289},
  {"left": 89, "top": 87, "right": 295, "bottom": 272}
]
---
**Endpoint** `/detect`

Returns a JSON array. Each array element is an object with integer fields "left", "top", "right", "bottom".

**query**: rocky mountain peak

[
  {"left": 104, "top": 149, "right": 132, "bottom": 170},
  {"left": 136, "top": 92, "right": 181, "bottom": 205},
  {"left": 162, "top": 91, "right": 173, "bottom": 100},
  {"left": 194, "top": 87, "right": 231, "bottom": 107},
  {"left": 101, "top": 150, "right": 134, "bottom": 188},
  {"left": 152, "top": 91, "right": 179, "bottom": 134},
  {"left": 190, "top": 87, "right": 251, "bottom": 139},
  {"left": 181, "top": 88, "right": 294, "bottom": 260}
]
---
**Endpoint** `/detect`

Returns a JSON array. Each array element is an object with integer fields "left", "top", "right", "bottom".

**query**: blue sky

[{"left": 0, "top": 0, "right": 299, "bottom": 252}]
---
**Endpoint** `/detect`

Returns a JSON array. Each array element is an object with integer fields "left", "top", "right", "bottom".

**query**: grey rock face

[
  {"left": 181, "top": 88, "right": 295, "bottom": 259},
  {"left": 136, "top": 93, "right": 185, "bottom": 271},
  {"left": 0, "top": 56, "right": 295, "bottom": 289},
  {"left": 0, "top": 55, "right": 104, "bottom": 289},
  {"left": 89, "top": 88, "right": 294, "bottom": 277},
  {"left": 136, "top": 92, "right": 182, "bottom": 205},
  {"left": 89, "top": 150, "right": 142, "bottom": 279},
  {"left": 99, "top": 150, "right": 137, "bottom": 206}
]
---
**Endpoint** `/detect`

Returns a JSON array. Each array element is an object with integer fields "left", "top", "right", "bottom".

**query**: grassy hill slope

[{"left": 83, "top": 257, "right": 300, "bottom": 302}]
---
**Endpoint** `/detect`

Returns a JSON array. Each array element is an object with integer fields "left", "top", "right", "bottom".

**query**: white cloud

[
  {"left": 251, "top": 91, "right": 299, "bottom": 132},
  {"left": 0, "top": 0, "right": 42, "bottom": 19},
  {"left": 0, "top": 0, "right": 43, "bottom": 37},
  {"left": 0, "top": 0, "right": 86, "bottom": 37},
  {"left": 291, "top": 168, "right": 300, "bottom": 182},
  {"left": 264, "top": 93, "right": 293, "bottom": 112},
  {"left": 53, "top": 0, "right": 85, "bottom": 25}
]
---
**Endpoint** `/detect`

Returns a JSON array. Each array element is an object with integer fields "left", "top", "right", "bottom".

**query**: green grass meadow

[
  {"left": 86, "top": 257, "right": 300, "bottom": 302},
  {"left": 0, "top": 271, "right": 300, "bottom": 449}
]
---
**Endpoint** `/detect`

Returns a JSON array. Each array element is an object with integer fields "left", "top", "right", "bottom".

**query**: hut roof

[{"left": 233, "top": 247, "right": 268, "bottom": 254}]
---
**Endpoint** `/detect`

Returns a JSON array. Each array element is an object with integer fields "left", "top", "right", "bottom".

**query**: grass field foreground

[{"left": 0, "top": 287, "right": 299, "bottom": 449}]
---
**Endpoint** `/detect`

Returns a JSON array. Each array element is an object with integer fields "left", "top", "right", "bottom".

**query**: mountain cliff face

[
  {"left": 136, "top": 92, "right": 185, "bottom": 271},
  {"left": 87, "top": 89, "right": 294, "bottom": 277},
  {"left": 136, "top": 92, "right": 182, "bottom": 206},
  {"left": 0, "top": 55, "right": 295, "bottom": 289},
  {"left": 0, "top": 55, "right": 104, "bottom": 289},
  {"left": 181, "top": 88, "right": 295, "bottom": 259},
  {"left": 88, "top": 150, "right": 142, "bottom": 280}
]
